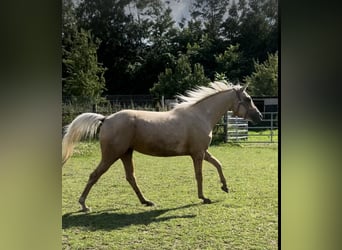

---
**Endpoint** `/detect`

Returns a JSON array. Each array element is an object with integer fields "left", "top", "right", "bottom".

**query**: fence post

[
  {"left": 92, "top": 103, "right": 97, "bottom": 113},
  {"left": 223, "top": 112, "right": 228, "bottom": 143},
  {"left": 270, "top": 112, "right": 273, "bottom": 142}
]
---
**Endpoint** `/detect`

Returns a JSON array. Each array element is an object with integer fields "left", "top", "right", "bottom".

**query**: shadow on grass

[{"left": 62, "top": 204, "right": 199, "bottom": 231}]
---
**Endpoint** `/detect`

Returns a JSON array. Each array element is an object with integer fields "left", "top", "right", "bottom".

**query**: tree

[
  {"left": 221, "top": 0, "right": 240, "bottom": 42},
  {"left": 190, "top": 0, "right": 230, "bottom": 40},
  {"left": 127, "top": 3, "right": 179, "bottom": 94},
  {"left": 62, "top": 0, "right": 78, "bottom": 92},
  {"left": 219, "top": 0, "right": 278, "bottom": 79},
  {"left": 63, "top": 28, "right": 107, "bottom": 104},
  {"left": 215, "top": 44, "right": 243, "bottom": 83},
  {"left": 244, "top": 51, "right": 278, "bottom": 96},
  {"left": 75, "top": 0, "right": 178, "bottom": 94},
  {"left": 150, "top": 54, "right": 209, "bottom": 99},
  {"left": 62, "top": 0, "right": 278, "bottom": 96},
  {"left": 62, "top": 0, "right": 77, "bottom": 43},
  {"left": 233, "top": 0, "right": 278, "bottom": 75}
]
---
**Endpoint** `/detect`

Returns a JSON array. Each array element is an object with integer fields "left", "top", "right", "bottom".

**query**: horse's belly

[
  {"left": 133, "top": 136, "right": 188, "bottom": 157},
  {"left": 135, "top": 148, "right": 185, "bottom": 157}
]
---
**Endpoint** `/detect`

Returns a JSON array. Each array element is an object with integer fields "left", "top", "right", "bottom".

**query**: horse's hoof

[
  {"left": 144, "top": 201, "right": 155, "bottom": 206},
  {"left": 221, "top": 186, "right": 229, "bottom": 193},
  {"left": 80, "top": 207, "right": 91, "bottom": 213},
  {"left": 202, "top": 198, "right": 211, "bottom": 204}
]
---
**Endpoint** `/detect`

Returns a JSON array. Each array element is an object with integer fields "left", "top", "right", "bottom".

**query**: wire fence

[
  {"left": 215, "top": 111, "right": 278, "bottom": 143},
  {"left": 248, "top": 111, "right": 278, "bottom": 143}
]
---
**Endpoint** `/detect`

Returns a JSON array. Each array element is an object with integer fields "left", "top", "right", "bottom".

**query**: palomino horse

[{"left": 62, "top": 81, "right": 262, "bottom": 212}]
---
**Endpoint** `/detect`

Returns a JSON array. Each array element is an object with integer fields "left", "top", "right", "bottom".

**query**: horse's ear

[{"left": 240, "top": 83, "right": 248, "bottom": 92}]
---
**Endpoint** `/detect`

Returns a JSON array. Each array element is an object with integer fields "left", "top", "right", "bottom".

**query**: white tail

[{"left": 62, "top": 113, "right": 105, "bottom": 166}]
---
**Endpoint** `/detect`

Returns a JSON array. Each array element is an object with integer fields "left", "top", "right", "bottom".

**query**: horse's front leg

[
  {"left": 191, "top": 152, "right": 211, "bottom": 204},
  {"left": 204, "top": 150, "right": 229, "bottom": 193}
]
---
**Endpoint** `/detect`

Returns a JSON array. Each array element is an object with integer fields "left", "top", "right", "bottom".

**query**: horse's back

[{"left": 100, "top": 109, "right": 169, "bottom": 138}]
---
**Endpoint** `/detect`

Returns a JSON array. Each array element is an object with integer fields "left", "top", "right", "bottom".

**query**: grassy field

[
  {"left": 62, "top": 142, "right": 278, "bottom": 249},
  {"left": 247, "top": 129, "right": 278, "bottom": 143}
]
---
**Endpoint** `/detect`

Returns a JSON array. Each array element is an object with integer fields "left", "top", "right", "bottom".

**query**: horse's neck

[{"left": 191, "top": 90, "right": 236, "bottom": 129}]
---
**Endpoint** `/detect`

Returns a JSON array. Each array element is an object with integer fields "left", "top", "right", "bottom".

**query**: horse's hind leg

[
  {"left": 79, "top": 157, "right": 117, "bottom": 212},
  {"left": 120, "top": 149, "right": 154, "bottom": 206},
  {"left": 204, "top": 151, "right": 229, "bottom": 193},
  {"left": 192, "top": 152, "right": 211, "bottom": 204}
]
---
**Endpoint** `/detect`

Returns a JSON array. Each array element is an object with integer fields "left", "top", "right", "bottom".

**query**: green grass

[
  {"left": 62, "top": 142, "right": 278, "bottom": 249},
  {"left": 248, "top": 129, "right": 278, "bottom": 143}
]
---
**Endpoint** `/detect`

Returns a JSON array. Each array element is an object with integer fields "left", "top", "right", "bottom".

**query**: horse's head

[{"left": 232, "top": 84, "right": 263, "bottom": 124}]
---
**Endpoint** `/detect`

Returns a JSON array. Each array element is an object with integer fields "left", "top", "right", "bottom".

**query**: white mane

[{"left": 173, "top": 81, "right": 240, "bottom": 109}]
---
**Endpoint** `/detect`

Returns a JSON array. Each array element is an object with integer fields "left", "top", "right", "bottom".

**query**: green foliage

[
  {"left": 221, "top": 0, "right": 240, "bottom": 41},
  {"left": 63, "top": 29, "right": 107, "bottom": 104},
  {"left": 215, "top": 44, "right": 243, "bottom": 83},
  {"left": 62, "top": 0, "right": 77, "bottom": 41},
  {"left": 150, "top": 54, "right": 209, "bottom": 98},
  {"left": 232, "top": 0, "right": 278, "bottom": 75},
  {"left": 245, "top": 51, "right": 278, "bottom": 96},
  {"left": 214, "top": 72, "right": 228, "bottom": 81},
  {"left": 183, "top": 33, "right": 226, "bottom": 80},
  {"left": 63, "top": 142, "right": 278, "bottom": 249}
]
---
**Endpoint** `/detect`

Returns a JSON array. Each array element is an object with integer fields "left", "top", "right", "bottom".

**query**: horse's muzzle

[
  {"left": 250, "top": 112, "right": 262, "bottom": 124},
  {"left": 259, "top": 113, "right": 263, "bottom": 121}
]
